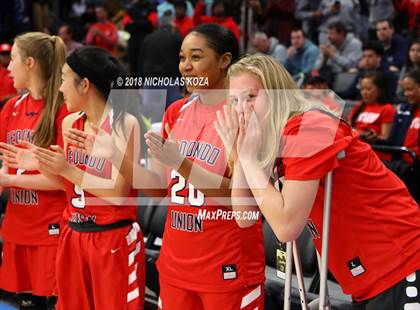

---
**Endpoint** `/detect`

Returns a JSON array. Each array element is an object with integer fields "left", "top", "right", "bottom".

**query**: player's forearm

[
  {"left": 6, "top": 174, "right": 64, "bottom": 191},
  {"left": 177, "top": 157, "right": 232, "bottom": 203},
  {"left": 61, "top": 165, "right": 132, "bottom": 205},
  {"left": 231, "top": 162, "right": 260, "bottom": 227},
  {"left": 240, "top": 159, "right": 302, "bottom": 241},
  {"left": 112, "top": 148, "right": 167, "bottom": 199}
]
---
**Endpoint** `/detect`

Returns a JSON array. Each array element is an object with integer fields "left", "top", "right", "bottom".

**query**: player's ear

[
  {"left": 79, "top": 78, "right": 90, "bottom": 94},
  {"left": 25, "top": 56, "right": 36, "bottom": 70}
]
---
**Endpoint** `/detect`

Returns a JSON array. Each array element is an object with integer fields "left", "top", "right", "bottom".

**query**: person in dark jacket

[
  {"left": 124, "top": 0, "right": 155, "bottom": 76},
  {"left": 375, "top": 19, "right": 408, "bottom": 72},
  {"left": 138, "top": 13, "right": 183, "bottom": 122}
]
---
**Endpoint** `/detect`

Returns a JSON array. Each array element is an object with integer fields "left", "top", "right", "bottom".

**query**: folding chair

[{"left": 283, "top": 151, "right": 345, "bottom": 310}]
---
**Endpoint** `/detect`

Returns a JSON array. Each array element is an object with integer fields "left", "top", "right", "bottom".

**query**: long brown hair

[
  {"left": 15, "top": 32, "right": 66, "bottom": 147},
  {"left": 228, "top": 55, "right": 331, "bottom": 171}
]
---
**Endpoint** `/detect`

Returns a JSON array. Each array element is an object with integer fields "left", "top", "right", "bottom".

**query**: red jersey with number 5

[
  {"left": 63, "top": 112, "right": 137, "bottom": 225},
  {"left": 156, "top": 96, "right": 265, "bottom": 292},
  {"left": 0, "top": 94, "right": 68, "bottom": 245}
]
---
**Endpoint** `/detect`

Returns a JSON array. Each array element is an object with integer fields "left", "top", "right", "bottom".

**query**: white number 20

[{"left": 170, "top": 170, "right": 204, "bottom": 207}]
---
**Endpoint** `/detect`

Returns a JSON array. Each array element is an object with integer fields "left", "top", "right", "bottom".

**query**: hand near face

[
  {"left": 214, "top": 103, "right": 240, "bottom": 164},
  {"left": 145, "top": 123, "right": 184, "bottom": 169},
  {"left": 287, "top": 46, "right": 297, "bottom": 58},
  {"left": 237, "top": 102, "right": 263, "bottom": 163},
  {"left": 323, "top": 44, "right": 336, "bottom": 58}
]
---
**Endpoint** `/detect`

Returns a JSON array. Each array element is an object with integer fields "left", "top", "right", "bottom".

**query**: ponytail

[{"left": 15, "top": 32, "right": 66, "bottom": 147}]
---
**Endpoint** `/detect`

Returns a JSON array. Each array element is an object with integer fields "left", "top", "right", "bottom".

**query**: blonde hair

[
  {"left": 15, "top": 32, "right": 66, "bottom": 147},
  {"left": 228, "top": 54, "right": 331, "bottom": 171}
]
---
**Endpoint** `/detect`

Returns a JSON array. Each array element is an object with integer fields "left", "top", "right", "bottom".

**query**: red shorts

[
  {"left": 158, "top": 279, "right": 264, "bottom": 310},
  {"left": 0, "top": 242, "right": 57, "bottom": 296},
  {"left": 56, "top": 222, "right": 145, "bottom": 310}
]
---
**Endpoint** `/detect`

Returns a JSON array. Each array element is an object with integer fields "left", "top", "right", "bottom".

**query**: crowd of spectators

[{"left": 0, "top": 0, "right": 419, "bottom": 174}]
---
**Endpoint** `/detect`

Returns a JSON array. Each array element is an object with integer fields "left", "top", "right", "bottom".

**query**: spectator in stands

[
  {"left": 348, "top": 71, "right": 395, "bottom": 148},
  {"left": 0, "top": 43, "right": 16, "bottom": 108},
  {"left": 252, "top": 32, "right": 287, "bottom": 65},
  {"left": 284, "top": 28, "right": 319, "bottom": 77},
  {"left": 394, "top": 0, "right": 420, "bottom": 39},
  {"left": 340, "top": 41, "right": 398, "bottom": 100},
  {"left": 315, "top": 21, "right": 362, "bottom": 83},
  {"left": 174, "top": 0, "right": 194, "bottom": 37},
  {"left": 139, "top": 13, "right": 183, "bottom": 122},
  {"left": 123, "top": 0, "right": 155, "bottom": 76},
  {"left": 193, "top": 0, "right": 241, "bottom": 42},
  {"left": 302, "top": 74, "right": 328, "bottom": 90},
  {"left": 397, "top": 40, "right": 420, "bottom": 97},
  {"left": 85, "top": 4, "right": 118, "bottom": 54},
  {"left": 302, "top": 74, "right": 341, "bottom": 112},
  {"left": 375, "top": 19, "right": 408, "bottom": 72},
  {"left": 317, "top": 0, "right": 360, "bottom": 44},
  {"left": 58, "top": 24, "right": 83, "bottom": 55},
  {"left": 395, "top": 69, "right": 420, "bottom": 162},
  {"left": 0, "top": 0, "right": 31, "bottom": 42},
  {"left": 367, "top": 0, "right": 395, "bottom": 38},
  {"left": 249, "top": 0, "right": 295, "bottom": 45},
  {"left": 294, "top": 0, "right": 322, "bottom": 44},
  {"left": 157, "top": 0, "right": 194, "bottom": 20}
]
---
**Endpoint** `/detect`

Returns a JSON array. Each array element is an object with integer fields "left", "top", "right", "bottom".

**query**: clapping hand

[
  {"left": 0, "top": 142, "right": 39, "bottom": 171},
  {"left": 145, "top": 123, "right": 184, "bottom": 169}
]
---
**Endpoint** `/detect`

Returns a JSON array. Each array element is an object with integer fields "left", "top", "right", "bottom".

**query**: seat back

[{"left": 332, "top": 72, "right": 357, "bottom": 94}]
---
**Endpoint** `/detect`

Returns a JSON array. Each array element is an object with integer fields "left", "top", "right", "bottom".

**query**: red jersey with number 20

[
  {"left": 0, "top": 94, "right": 68, "bottom": 245},
  {"left": 156, "top": 96, "right": 265, "bottom": 293},
  {"left": 63, "top": 112, "right": 137, "bottom": 225}
]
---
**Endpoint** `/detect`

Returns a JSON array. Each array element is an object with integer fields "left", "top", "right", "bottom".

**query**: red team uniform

[
  {"left": 56, "top": 112, "right": 145, "bottom": 310},
  {"left": 157, "top": 96, "right": 265, "bottom": 309},
  {"left": 85, "top": 21, "right": 118, "bottom": 54},
  {"left": 192, "top": 2, "right": 241, "bottom": 42},
  {"left": 0, "top": 66, "right": 15, "bottom": 104},
  {"left": 281, "top": 111, "right": 420, "bottom": 301},
  {"left": 403, "top": 107, "right": 420, "bottom": 162},
  {"left": 348, "top": 102, "right": 395, "bottom": 159},
  {"left": 0, "top": 94, "right": 68, "bottom": 295},
  {"left": 348, "top": 102, "right": 395, "bottom": 136},
  {"left": 174, "top": 16, "right": 194, "bottom": 38}
]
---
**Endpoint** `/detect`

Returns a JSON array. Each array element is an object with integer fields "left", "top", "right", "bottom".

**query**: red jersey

[
  {"left": 348, "top": 102, "right": 395, "bottom": 135},
  {"left": 85, "top": 21, "right": 118, "bottom": 54},
  {"left": 395, "top": 0, "right": 420, "bottom": 31},
  {"left": 403, "top": 107, "right": 420, "bottom": 162},
  {"left": 63, "top": 112, "right": 137, "bottom": 226},
  {"left": 156, "top": 96, "right": 265, "bottom": 292},
  {"left": 0, "top": 67, "right": 15, "bottom": 103},
  {"left": 193, "top": 2, "right": 241, "bottom": 42},
  {"left": 0, "top": 94, "right": 68, "bottom": 245},
  {"left": 281, "top": 111, "right": 420, "bottom": 301},
  {"left": 174, "top": 16, "right": 194, "bottom": 38}
]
